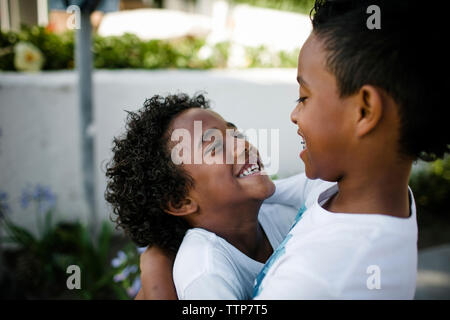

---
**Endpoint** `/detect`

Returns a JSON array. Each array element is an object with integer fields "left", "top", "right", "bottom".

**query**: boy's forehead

[
  {"left": 297, "top": 34, "right": 329, "bottom": 86},
  {"left": 172, "top": 108, "right": 227, "bottom": 131}
]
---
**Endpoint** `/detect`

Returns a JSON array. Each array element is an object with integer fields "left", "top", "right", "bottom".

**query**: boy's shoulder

[
  {"left": 174, "top": 228, "right": 230, "bottom": 268},
  {"left": 173, "top": 228, "right": 259, "bottom": 299},
  {"left": 173, "top": 228, "right": 237, "bottom": 283},
  {"left": 282, "top": 186, "right": 418, "bottom": 280}
]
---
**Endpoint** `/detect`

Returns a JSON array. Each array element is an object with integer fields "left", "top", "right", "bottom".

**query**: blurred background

[{"left": 0, "top": 0, "right": 449, "bottom": 299}]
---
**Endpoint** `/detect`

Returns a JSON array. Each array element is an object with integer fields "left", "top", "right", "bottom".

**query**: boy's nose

[{"left": 290, "top": 106, "right": 299, "bottom": 125}]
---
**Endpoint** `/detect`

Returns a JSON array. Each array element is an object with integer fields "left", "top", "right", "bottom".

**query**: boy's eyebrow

[
  {"left": 198, "top": 126, "right": 220, "bottom": 148},
  {"left": 226, "top": 122, "right": 237, "bottom": 129},
  {"left": 198, "top": 122, "right": 236, "bottom": 148},
  {"left": 297, "top": 75, "right": 309, "bottom": 87}
]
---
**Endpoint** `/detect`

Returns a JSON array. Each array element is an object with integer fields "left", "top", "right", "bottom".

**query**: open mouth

[
  {"left": 236, "top": 158, "right": 263, "bottom": 178},
  {"left": 298, "top": 130, "right": 306, "bottom": 150}
]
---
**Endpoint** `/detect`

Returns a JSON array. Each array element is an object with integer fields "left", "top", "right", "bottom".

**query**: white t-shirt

[
  {"left": 253, "top": 173, "right": 418, "bottom": 299},
  {"left": 173, "top": 202, "right": 298, "bottom": 299}
]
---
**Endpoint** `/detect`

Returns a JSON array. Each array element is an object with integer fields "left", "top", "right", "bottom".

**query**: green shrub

[
  {"left": 409, "top": 155, "right": 450, "bottom": 216},
  {"left": 231, "top": 0, "right": 315, "bottom": 14},
  {"left": 0, "top": 26, "right": 74, "bottom": 71},
  {"left": 1, "top": 26, "right": 298, "bottom": 71},
  {"left": 246, "top": 45, "right": 298, "bottom": 68},
  {"left": 1, "top": 215, "right": 129, "bottom": 299},
  {"left": 93, "top": 33, "right": 143, "bottom": 69},
  {"left": 0, "top": 183, "right": 130, "bottom": 299}
]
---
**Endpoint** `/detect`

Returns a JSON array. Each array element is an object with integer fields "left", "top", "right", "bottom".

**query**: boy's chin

[
  {"left": 304, "top": 166, "right": 320, "bottom": 180},
  {"left": 256, "top": 180, "right": 276, "bottom": 200},
  {"left": 241, "top": 180, "right": 275, "bottom": 200}
]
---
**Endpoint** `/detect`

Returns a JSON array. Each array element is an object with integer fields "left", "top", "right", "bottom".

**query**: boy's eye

[
  {"left": 233, "top": 131, "right": 247, "bottom": 140},
  {"left": 205, "top": 141, "right": 222, "bottom": 156},
  {"left": 296, "top": 96, "right": 307, "bottom": 104}
]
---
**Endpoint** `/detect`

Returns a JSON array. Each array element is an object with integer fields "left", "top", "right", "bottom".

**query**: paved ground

[{"left": 415, "top": 244, "right": 450, "bottom": 299}]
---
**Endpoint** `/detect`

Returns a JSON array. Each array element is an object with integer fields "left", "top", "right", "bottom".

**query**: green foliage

[
  {"left": 246, "top": 45, "right": 298, "bottom": 68},
  {"left": 231, "top": 0, "right": 316, "bottom": 14},
  {"left": 409, "top": 155, "right": 450, "bottom": 215},
  {"left": 0, "top": 25, "right": 74, "bottom": 70},
  {"left": 0, "top": 31, "right": 17, "bottom": 70},
  {"left": 1, "top": 27, "right": 297, "bottom": 71},
  {"left": 110, "top": 243, "right": 141, "bottom": 297},
  {"left": 1, "top": 212, "right": 129, "bottom": 299},
  {"left": 93, "top": 33, "right": 143, "bottom": 69}
]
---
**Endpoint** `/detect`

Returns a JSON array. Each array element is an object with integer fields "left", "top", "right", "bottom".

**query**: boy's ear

[
  {"left": 165, "top": 197, "right": 198, "bottom": 217},
  {"left": 354, "top": 85, "right": 384, "bottom": 138}
]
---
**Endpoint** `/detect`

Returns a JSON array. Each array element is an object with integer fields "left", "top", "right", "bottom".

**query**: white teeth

[{"left": 238, "top": 163, "right": 261, "bottom": 178}]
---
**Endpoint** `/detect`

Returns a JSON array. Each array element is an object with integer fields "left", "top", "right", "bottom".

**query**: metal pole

[{"left": 76, "top": 7, "right": 97, "bottom": 238}]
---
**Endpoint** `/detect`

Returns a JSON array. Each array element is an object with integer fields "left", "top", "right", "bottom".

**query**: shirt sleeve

[
  {"left": 181, "top": 273, "right": 242, "bottom": 300},
  {"left": 264, "top": 173, "right": 326, "bottom": 210}
]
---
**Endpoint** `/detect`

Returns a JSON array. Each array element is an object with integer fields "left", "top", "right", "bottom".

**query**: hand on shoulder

[{"left": 136, "top": 245, "right": 178, "bottom": 300}]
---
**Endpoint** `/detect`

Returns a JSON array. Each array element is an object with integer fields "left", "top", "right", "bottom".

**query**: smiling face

[
  {"left": 167, "top": 108, "right": 275, "bottom": 219},
  {"left": 290, "top": 33, "right": 356, "bottom": 181}
]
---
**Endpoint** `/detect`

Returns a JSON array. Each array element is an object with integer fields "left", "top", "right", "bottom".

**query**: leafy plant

[
  {"left": 409, "top": 155, "right": 450, "bottom": 216},
  {"left": 0, "top": 184, "right": 130, "bottom": 299},
  {"left": 2, "top": 216, "right": 129, "bottom": 299},
  {"left": 0, "top": 26, "right": 74, "bottom": 71},
  {"left": 231, "top": 0, "right": 315, "bottom": 14},
  {"left": 1, "top": 26, "right": 298, "bottom": 71},
  {"left": 110, "top": 244, "right": 143, "bottom": 298},
  {"left": 246, "top": 45, "right": 298, "bottom": 68}
]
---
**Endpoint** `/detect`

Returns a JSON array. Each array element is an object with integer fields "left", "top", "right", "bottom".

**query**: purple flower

[
  {"left": 113, "top": 265, "right": 138, "bottom": 283},
  {"left": 0, "top": 190, "right": 9, "bottom": 218},
  {"left": 20, "top": 184, "right": 56, "bottom": 213},
  {"left": 127, "top": 277, "right": 141, "bottom": 298},
  {"left": 111, "top": 250, "right": 127, "bottom": 268},
  {"left": 137, "top": 246, "right": 147, "bottom": 254},
  {"left": 20, "top": 185, "right": 32, "bottom": 209}
]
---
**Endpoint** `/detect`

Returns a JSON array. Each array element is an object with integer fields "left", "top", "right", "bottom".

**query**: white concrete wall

[{"left": 0, "top": 69, "right": 304, "bottom": 232}]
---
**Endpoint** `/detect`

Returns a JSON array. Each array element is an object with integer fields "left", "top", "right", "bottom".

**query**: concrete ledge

[
  {"left": 416, "top": 244, "right": 450, "bottom": 299},
  {"left": 0, "top": 69, "right": 303, "bottom": 231}
]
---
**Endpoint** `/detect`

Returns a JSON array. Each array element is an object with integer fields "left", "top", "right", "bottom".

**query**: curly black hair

[
  {"left": 105, "top": 93, "right": 210, "bottom": 254},
  {"left": 310, "top": 0, "right": 449, "bottom": 161}
]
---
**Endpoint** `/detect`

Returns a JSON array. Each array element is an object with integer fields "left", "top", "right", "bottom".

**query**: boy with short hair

[{"left": 253, "top": 0, "right": 448, "bottom": 299}]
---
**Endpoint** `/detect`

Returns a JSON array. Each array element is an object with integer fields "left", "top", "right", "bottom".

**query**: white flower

[
  {"left": 259, "top": 49, "right": 274, "bottom": 66},
  {"left": 14, "top": 42, "right": 44, "bottom": 72},
  {"left": 198, "top": 45, "right": 214, "bottom": 60},
  {"left": 227, "top": 44, "right": 250, "bottom": 68}
]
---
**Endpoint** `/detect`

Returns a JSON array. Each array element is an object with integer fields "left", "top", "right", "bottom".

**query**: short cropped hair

[{"left": 311, "top": 0, "right": 449, "bottom": 161}]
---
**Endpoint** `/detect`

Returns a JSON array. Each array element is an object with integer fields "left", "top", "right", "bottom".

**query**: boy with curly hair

[{"left": 105, "top": 93, "right": 299, "bottom": 299}]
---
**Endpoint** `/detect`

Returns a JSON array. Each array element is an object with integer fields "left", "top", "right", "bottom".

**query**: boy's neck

[
  {"left": 324, "top": 159, "right": 413, "bottom": 218},
  {"left": 195, "top": 200, "right": 273, "bottom": 263}
]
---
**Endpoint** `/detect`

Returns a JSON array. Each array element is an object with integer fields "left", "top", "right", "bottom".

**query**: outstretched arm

[
  {"left": 263, "top": 173, "right": 308, "bottom": 209},
  {"left": 135, "top": 245, "right": 178, "bottom": 300},
  {"left": 264, "top": 173, "right": 328, "bottom": 209}
]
